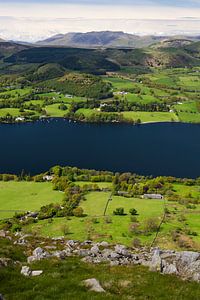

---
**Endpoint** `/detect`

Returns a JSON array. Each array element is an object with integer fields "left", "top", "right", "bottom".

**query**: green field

[
  {"left": 23, "top": 188, "right": 200, "bottom": 248},
  {"left": 106, "top": 77, "right": 135, "bottom": 90},
  {"left": 0, "top": 88, "right": 32, "bottom": 98},
  {"left": 45, "top": 104, "right": 69, "bottom": 117},
  {"left": 0, "top": 176, "right": 200, "bottom": 249},
  {"left": 0, "top": 182, "right": 63, "bottom": 219},
  {"left": 75, "top": 108, "right": 96, "bottom": 117},
  {"left": 177, "top": 112, "right": 200, "bottom": 123},
  {"left": 0, "top": 108, "right": 20, "bottom": 117},
  {"left": 173, "top": 183, "right": 200, "bottom": 198},
  {"left": 122, "top": 111, "right": 178, "bottom": 123}
]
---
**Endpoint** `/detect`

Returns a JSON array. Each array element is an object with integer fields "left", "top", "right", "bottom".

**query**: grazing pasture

[{"left": 0, "top": 181, "right": 63, "bottom": 219}]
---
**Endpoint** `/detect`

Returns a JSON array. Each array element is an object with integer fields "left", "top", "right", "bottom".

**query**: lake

[{"left": 0, "top": 119, "right": 200, "bottom": 178}]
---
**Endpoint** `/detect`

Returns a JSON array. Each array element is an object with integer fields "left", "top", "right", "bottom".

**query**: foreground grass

[
  {"left": 0, "top": 239, "right": 200, "bottom": 300},
  {"left": 0, "top": 182, "right": 63, "bottom": 219}
]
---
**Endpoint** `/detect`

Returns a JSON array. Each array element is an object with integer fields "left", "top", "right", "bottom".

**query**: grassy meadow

[
  {"left": 25, "top": 190, "right": 200, "bottom": 248},
  {"left": 1, "top": 178, "right": 199, "bottom": 249},
  {"left": 0, "top": 181, "right": 63, "bottom": 219}
]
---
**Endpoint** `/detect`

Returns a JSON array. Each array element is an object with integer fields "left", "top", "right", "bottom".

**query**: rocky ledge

[{"left": 1, "top": 230, "right": 200, "bottom": 283}]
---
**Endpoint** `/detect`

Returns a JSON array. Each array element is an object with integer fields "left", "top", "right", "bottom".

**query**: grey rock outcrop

[
  {"left": 9, "top": 236, "right": 200, "bottom": 284},
  {"left": 27, "top": 247, "right": 50, "bottom": 263},
  {"left": 148, "top": 248, "right": 200, "bottom": 282}
]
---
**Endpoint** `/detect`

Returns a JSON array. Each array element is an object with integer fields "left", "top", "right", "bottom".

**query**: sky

[{"left": 0, "top": 0, "right": 200, "bottom": 41}]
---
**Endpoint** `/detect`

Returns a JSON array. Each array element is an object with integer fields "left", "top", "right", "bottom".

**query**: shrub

[
  {"left": 11, "top": 223, "right": 22, "bottom": 233},
  {"left": 73, "top": 207, "right": 84, "bottom": 217},
  {"left": 144, "top": 217, "right": 159, "bottom": 233},
  {"left": 113, "top": 207, "right": 125, "bottom": 216},
  {"left": 177, "top": 234, "right": 194, "bottom": 249},
  {"left": 186, "top": 204, "right": 196, "bottom": 209},
  {"left": 132, "top": 238, "right": 142, "bottom": 248},
  {"left": 164, "top": 207, "right": 170, "bottom": 214},
  {"left": 129, "top": 208, "right": 138, "bottom": 216},
  {"left": 129, "top": 222, "right": 140, "bottom": 235},
  {"left": 178, "top": 215, "right": 187, "bottom": 222}
]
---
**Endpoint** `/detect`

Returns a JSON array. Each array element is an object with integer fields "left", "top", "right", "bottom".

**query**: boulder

[
  {"left": 77, "top": 249, "right": 90, "bottom": 257},
  {"left": 102, "top": 249, "right": 112, "bottom": 259},
  {"left": 31, "top": 270, "right": 43, "bottom": 276},
  {"left": 176, "top": 251, "right": 200, "bottom": 266},
  {"left": 114, "top": 245, "right": 128, "bottom": 255},
  {"left": 110, "top": 251, "right": 120, "bottom": 259},
  {"left": 21, "top": 266, "right": 32, "bottom": 277},
  {"left": 21, "top": 266, "right": 43, "bottom": 277},
  {"left": 0, "top": 258, "right": 12, "bottom": 268},
  {"left": 83, "top": 278, "right": 105, "bottom": 293},
  {"left": 66, "top": 240, "right": 79, "bottom": 248},
  {"left": 182, "top": 260, "right": 200, "bottom": 282},
  {"left": 90, "top": 245, "right": 99, "bottom": 255},
  {"left": 52, "top": 251, "right": 67, "bottom": 259},
  {"left": 27, "top": 256, "right": 37, "bottom": 264},
  {"left": 0, "top": 231, "right": 6, "bottom": 238},
  {"left": 149, "top": 249, "right": 162, "bottom": 272},
  {"left": 162, "top": 263, "right": 178, "bottom": 275},
  {"left": 14, "top": 238, "right": 27, "bottom": 246},
  {"left": 32, "top": 247, "right": 50, "bottom": 260},
  {"left": 63, "top": 248, "right": 72, "bottom": 256},
  {"left": 98, "top": 241, "right": 109, "bottom": 248}
]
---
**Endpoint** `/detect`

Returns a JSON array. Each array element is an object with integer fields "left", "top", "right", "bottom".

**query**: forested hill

[{"left": 4, "top": 41, "right": 200, "bottom": 72}]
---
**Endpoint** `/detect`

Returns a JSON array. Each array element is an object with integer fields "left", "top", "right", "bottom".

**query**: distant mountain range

[{"left": 36, "top": 31, "right": 200, "bottom": 49}]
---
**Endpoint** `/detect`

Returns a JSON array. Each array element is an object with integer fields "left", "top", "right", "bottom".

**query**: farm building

[
  {"left": 43, "top": 175, "right": 54, "bottom": 181},
  {"left": 143, "top": 194, "right": 163, "bottom": 199}
]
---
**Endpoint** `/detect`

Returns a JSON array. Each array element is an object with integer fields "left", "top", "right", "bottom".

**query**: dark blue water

[{"left": 0, "top": 119, "right": 200, "bottom": 178}]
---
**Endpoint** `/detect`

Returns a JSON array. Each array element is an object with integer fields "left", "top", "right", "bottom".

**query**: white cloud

[
  {"left": 0, "top": 3, "right": 200, "bottom": 41},
  {"left": 1, "top": 16, "right": 200, "bottom": 42},
  {"left": 0, "top": 3, "right": 200, "bottom": 19}
]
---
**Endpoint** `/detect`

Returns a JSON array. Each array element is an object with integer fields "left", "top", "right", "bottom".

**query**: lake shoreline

[{"left": 0, "top": 116, "right": 199, "bottom": 126}]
